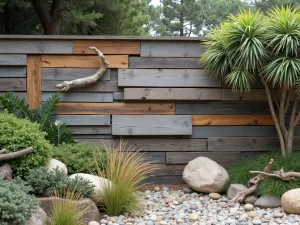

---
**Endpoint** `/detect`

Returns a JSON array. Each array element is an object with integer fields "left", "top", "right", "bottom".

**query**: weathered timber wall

[{"left": 0, "top": 35, "right": 296, "bottom": 184}]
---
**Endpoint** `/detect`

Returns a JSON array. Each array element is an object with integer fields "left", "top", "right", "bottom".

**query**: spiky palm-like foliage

[
  {"left": 0, "top": 92, "right": 74, "bottom": 145},
  {"left": 200, "top": 6, "right": 300, "bottom": 156}
]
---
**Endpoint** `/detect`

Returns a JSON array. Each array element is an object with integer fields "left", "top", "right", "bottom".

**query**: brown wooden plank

[
  {"left": 42, "top": 55, "right": 128, "bottom": 68},
  {"left": 118, "top": 69, "right": 220, "bottom": 87},
  {"left": 129, "top": 57, "right": 203, "bottom": 69},
  {"left": 73, "top": 40, "right": 140, "bottom": 55},
  {"left": 27, "top": 55, "right": 42, "bottom": 109},
  {"left": 57, "top": 103, "right": 175, "bottom": 115},
  {"left": 166, "top": 152, "right": 241, "bottom": 169},
  {"left": 0, "top": 78, "right": 26, "bottom": 91},
  {"left": 70, "top": 126, "right": 112, "bottom": 135},
  {"left": 222, "top": 89, "right": 281, "bottom": 101},
  {"left": 124, "top": 88, "right": 221, "bottom": 100},
  {"left": 192, "top": 115, "right": 274, "bottom": 125}
]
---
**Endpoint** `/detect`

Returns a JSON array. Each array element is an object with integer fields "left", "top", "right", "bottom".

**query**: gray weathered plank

[
  {"left": 113, "top": 92, "right": 124, "bottom": 100},
  {"left": 0, "top": 54, "right": 26, "bottom": 65},
  {"left": 0, "top": 40, "right": 72, "bottom": 54},
  {"left": 222, "top": 89, "right": 281, "bottom": 101},
  {"left": 118, "top": 69, "right": 220, "bottom": 87},
  {"left": 0, "top": 78, "right": 26, "bottom": 91},
  {"left": 43, "top": 80, "right": 119, "bottom": 92},
  {"left": 144, "top": 152, "right": 165, "bottom": 164},
  {"left": 42, "top": 92, "right": 113, "bottom": 102},
  {"left": 0, "top": 92, "right": 27, "bottom": 100},
  {"left": 42, "top": 68, "right": 110, "bottom": 81},
  {"left": 75, "top": 135, "right": 114, "bottom": 139},
  {"left": 112, "top": 115, "right": 192, "bottom": 135},
  {"left": 190, "top": 126, "right": 300, "bottom": 138},
  {"left": 152, "top": 164, "right": 185, "bottom": 176},
  {"left": 146, "top": 176, "right": 185, "bottom": 184},
  {"left": 129, "top": 57, "right": 204, "bottom": 68},
  {"left": 70, "top": 126, "right": 112, "bottom": 135},
  {"left": 166, "top": 152, "right": 241, "bottom": 168},
  {"left": 176, "top": 103, "right": 271, "bottom": 115},
  {"left": 124, "top": 88, "right": 221, "bottom": 100},
  {"left": 56, "top": 115, "right": 110, "bottom": 126},
  {"left": 141, "top": 41, "right": 204, "bottom": 57},
  {"left": 0, "top": 67, "right": 26, "bottom": 77}
]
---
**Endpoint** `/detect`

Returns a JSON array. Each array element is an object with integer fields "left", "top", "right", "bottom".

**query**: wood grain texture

[
  {"left": 42, "top": 55, "right": 128, "bottom": 68},
  {"left": 144, "top": 152, "right": 165, "bottom": 164},
  {"left": 0, "top": 40, "right": 72, "bottom": 54},
  {"left": 56, "top": 115, "right": 110, "bottom": 125},
  {"left": 0, "top": 67, "right": 26, "bottom": 77},
  {"left": 146, "top": 176, "right": 185, "bottom": 184},
  {"left": 73, "top": 40, "right": 140, "bottom": 54},
  {"left": 57, "top": 103, "right": 175, "bottom": 115},
  {"left": 222, "top": 89, "right": 281, "bottom": 101},
  {"left": 192, "top": 115, "right": 274, "bottom": 125},
  {"left": 190, "top": 126, "right": 300, "bottom": 138},
  {"left": 70, "top": 126, "right": 112, "bottom": 135},
  {"left": 42, "top": 68, "right": 110, "bottom": 81},
  {"left": 0, "top": 54, "right": 26, "bottom": 65},
  {"left": 0, "top": 92, "right": 27, "bottom": 100},
  {"left": 129, "top": 57, "right": 203, "bottom": 68},
  {"left": 42, "top": 80, "right": 119, "bottom": 92},
  {"left": 112, "top": 115, "right": 192, "bottom": 135},
  {"left": 141, "top": 41, "right": 204, "bottom": 57},
  {"left": 118, "top": 69, "right": 220, "bottom": 87},
  {"left": 27, "top": 55, "right": 42, "bottom": 109},
  {"left": 176, "top": 103, "right": 271, "bottom": 115},
  {"left": 166, "top": 152, "right": 241, "bottom": 168},
  {"left": 153, "top": 164, "right": 185, "bottom": 176},
  {"left": 124, "top": 88, "right": 221, "bottom": 100},
  {"left": 113, "top": 92, "right": 124, "bottom": 100},
  {"left": 42, "top": 92, "right": 113, "bottom": 102}
]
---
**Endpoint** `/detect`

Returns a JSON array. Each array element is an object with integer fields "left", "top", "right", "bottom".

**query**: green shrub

[
  {"left": 53, "top": 142, "right": 107, "bottom": 174},
  {"left": 0, "top": 111, "right": 52, "bottom": 177},
  {"left": 24, "top": 167, "right": 95, "bottom": 198},
  {"left": 228, "top": 151, "right": 300, "bottom": 197},
  {"left": 0, "top": 178, "right": 38, "bottom": 225}
]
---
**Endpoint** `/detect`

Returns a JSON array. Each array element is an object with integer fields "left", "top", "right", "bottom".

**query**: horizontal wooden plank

[
  {"left": 113, "top": 92, "right": 124, "bottom": 100},
  {"left": 141, "top": 41, "right": 204, "bottom": 57},
  {"left": 73, "top": 40, "right": 140, "bottom": 55},
  {"left": 56, "top": 115, "right": 110, "bottom": 125},
  {"left": 166, "top": 152, "right": 241, "bottom": 168},
  {"left": 0, "top": 78, "right": 26, "bottom": 91},
  {"left": 190, "top": 126, "right": 300, "bottom": 138},
  {"left": 42, "top": 68, "right": 110, "bottom": 81},
  {"left": 74, "top": 135, "right": 114, "bottom": 139},
  {"left": 0, "top": 54, "right": 26, "bottom": 65},
  {"left": 0, "top": 67, "right": 26, "bottom": 77},
  {"left": 112, "top": 115, "right": 192, "bottom": 135},
  {"left": 42, "top": 80, "right": 119, "bottom": 92},
  {"left": 0, "top": 92, "right": 27, "bottom": 100},
  {"left": 192, "top": 115, "right": 274, "bottom": 125},
  {"left": 118, "top": 69, "right": 220, "bottom": 87},
  {"left": 42, "top": 92, "right": 113, "bottom": 103},
  {"left": 124, "top": 88, "right": 221, "bottom": 100},
  {"left": 0, "top": 40, "right": 72, "bottom": 54},
  {"left": 70, "top": 126, "right": 111, "bottom": 135},
  {"left": 222, "top": 89, "right": 281, "bottom": 101},
  {"left": 76, "top": 138, "right": 206, "bottom": 151},
  {"left": 129, "top": 57, "right": 203, "bottom": 69},
  {"left": 146, "top": 176, "right": 185, "bottom": 184},
  {"left": 57, "top": 103, "right": 175, "bottom": 115},
  {"left": 176, "top": 103, "right": 271, "bottom": 115},
  {"left": 144, "top": 152, "right": 166, "bottom": 164},
  {"left": 42, "top": 55, "right": 128, "bottom": 68},
  {"left": 152, "top": 164, "right": 185, "bottom": 176}
]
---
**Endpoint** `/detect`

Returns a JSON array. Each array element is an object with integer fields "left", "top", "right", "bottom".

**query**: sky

[{"left": 151, "top": 0, "right": 161, "bottom": 6}]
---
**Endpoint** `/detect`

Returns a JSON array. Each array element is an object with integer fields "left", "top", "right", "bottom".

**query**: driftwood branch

[
  {"left": 250, "top": 168, "right": 300, "bottom": 181},
  {"left": 56, "top": 47, "right": 109, "bottom": 91},
  {"left": 0, "top": 147, "right": 33, "bottom": 161}
]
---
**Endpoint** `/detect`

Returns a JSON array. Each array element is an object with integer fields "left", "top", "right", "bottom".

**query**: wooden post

[{"left": 27, "top": 55, "right": 42, "bottom": 109}]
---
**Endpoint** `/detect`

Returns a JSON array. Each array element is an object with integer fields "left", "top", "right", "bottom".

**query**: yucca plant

[
  {"left": 0, "top": 92, "right": 74, "bottom": 145},
  {"left": 95, "top": 140, "right": 157, "bottom": 216},
  {"left": 48, "top": 188, "right": 88, "bottom": 225},
  {"left": 200, "top": 6, "right": 300, "bottom": 156}
]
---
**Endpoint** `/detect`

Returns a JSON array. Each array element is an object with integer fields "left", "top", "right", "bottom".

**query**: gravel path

[{"left": 96, "top": 186, "right": 299, "bottom": 225}]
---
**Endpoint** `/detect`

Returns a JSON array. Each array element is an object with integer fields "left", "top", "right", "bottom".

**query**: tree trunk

[{"left": 179, "top": 0, "right": 184, "bottom": 36}]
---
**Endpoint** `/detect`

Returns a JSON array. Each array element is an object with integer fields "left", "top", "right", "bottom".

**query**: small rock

[
  {"left": 244, "top": 203, "right": 254, "bottom": 211},
  {"left": 189, "top": 213, "right": 199, "bottom": 221},
  {"left": 254, "top": 196, "right": 281, "bottom": 208},
  {"left": 183, "top": 187, "right": 193, "bottom": 193},
  {"left": 248, "top": 211, "right": 257, "bottom": 218},
  {"left": 173, "top": 200, "right": 179, "bottom": 205},
  {"left": 252, "top": 220, "right": 262, "bottom": 225},
  {"left": 150, "top": 215, "right": 157, "bottom": 222},
  {"left": 244, "top": 195, "right": 258, "bottom": 204},
  {"left": 227, "top": 184, "right": 248, "bottom": 200},
  {"left": 100, "top": 219, "right": 108, "bottom": 224},
  {"left": 282, "top": 188, "right": 300, "bottom": 214},
  {"left": 209, "top": 193, "right": 221, "bottom": 200},
  {"left": 273, "top": 213, "right": 284, "bottom": 218},
  {"left": 89, "top": 222, "right": 100, "bottom": 225},
  {"left": 154, "top": 187, "right": 161, "bottom": 192},
  {"left": 25, "top": 207, "right": 47, "bottom": 225},
  {"left": 47, "top": 158, "right": 68, "bottom": 174}
]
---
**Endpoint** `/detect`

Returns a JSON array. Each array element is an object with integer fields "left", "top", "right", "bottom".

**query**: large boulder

[
  {"left": 26, "top": 207, "right": 48, "bottom": 225},
  {"left": 69, "top": 173, "right": 112, "bottom": 204},
  {"left": 254, "top": 195, "right": 281, "bottom": 208},
  {"left": 182, "top": 157, "right": 229, "bottom": 193},
  {"left": 38, "top": 197, "right": 101, "bottom": 222},
  {"left": 282, "top": 188, "right": 300, "bottom": 214},
  {"left": 227, "top": 184, "right": 248, "bottom": 200},
  {"left": 47, "top": 158, "right": 68, "bottom": 174}
]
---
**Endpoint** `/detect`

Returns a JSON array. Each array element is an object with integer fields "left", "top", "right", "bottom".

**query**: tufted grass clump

[
  {"left": 228, "top": 151, "right": 300, "bottom": 197},
  {"left": 95, "top": 141, "right": 157, "bottom": 216}
]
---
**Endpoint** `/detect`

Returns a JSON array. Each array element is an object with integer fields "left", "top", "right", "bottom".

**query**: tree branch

[
  {"left": 250, "top": 168, "right": 300, "bottom": 180},
  {"left": 0, "top": 147, "right": 33, "bottom": 161},
  {"left": 56, "top": 47, "right": 109, "bottom": 91}
]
